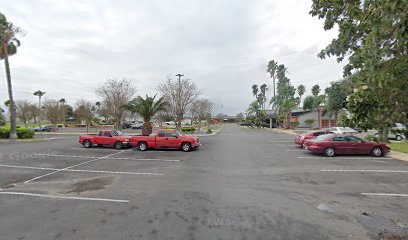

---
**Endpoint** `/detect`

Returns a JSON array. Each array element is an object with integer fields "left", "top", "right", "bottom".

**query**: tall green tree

[
  {"left": 247, "top": 100, "right": 265, "bottom": 128},
  {"left": 124, "top": 95, "right": 168, "bottom": 136},
  {"left": 267, "top": 60, "right": 278, "bottom": 97},
  {"left": 251, "top": 84, "right": 259, "bottom": 97},
  {"left": 325, "top": 80, "right": 352, "bottom": 121},
  {"left": 1, "top": 13, "right": 22, "bottom": 139},
  {"left": 259, "top": 84, "right": 268, "bottom": 110},
  {"left": 297, "top": 85, "right": 305, "bottom": 107},
  {"left": 269, "top": 64, "right": 297, "bottom": 128},
  {"left": 310, "top": 0, "right": 408, "bottom": 142},
  {"left": 311, "top": 84, "right": 320, "bottom": 97}
]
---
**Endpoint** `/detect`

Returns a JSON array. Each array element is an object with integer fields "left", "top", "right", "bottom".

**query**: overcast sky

[{"left": 0, "top": 0, "right": 344, "bottom": 115}]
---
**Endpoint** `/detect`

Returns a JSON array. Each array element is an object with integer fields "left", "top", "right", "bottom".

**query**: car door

[
  {"left": 346, "top": 136, "right": 371, "bottom": 154},
  {"left": 331, "top": 136, "right": 348, "bottom": 154},
  {"left": 156, "top": 131, "right": 167, "bottom": 148},
  {"left": 100, "top": 131, "right": 112, "bottom": 145},
  {"left": 166, "top": 131, "right": 181, "bottom": 148}
]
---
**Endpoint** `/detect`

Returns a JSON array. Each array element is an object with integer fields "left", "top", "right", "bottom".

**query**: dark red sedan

[
  {"left": 294, "top": 130, "right": 333, "bottom": 146},
  {"left": 305, "top": 134, "right": 390, "bottom": 157}
]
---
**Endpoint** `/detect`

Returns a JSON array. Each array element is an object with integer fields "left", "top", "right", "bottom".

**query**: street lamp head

[{"left": 176, "top": 74, "right": 184, "bottom": 77}]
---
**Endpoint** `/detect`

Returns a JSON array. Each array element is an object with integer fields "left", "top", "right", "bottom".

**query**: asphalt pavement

[{"left": 0, "top": 124, "right": 407, "bottom": 240}]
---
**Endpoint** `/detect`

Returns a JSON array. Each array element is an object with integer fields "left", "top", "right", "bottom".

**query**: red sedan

[
  {"left": 305, "top": 134, "right": 390, "bottom": 157},
  {"left": 294, "top": 130, "right": 333, "bottom": 146}
]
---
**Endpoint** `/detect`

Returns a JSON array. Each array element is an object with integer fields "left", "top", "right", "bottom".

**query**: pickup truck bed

[{"left": 79, "top": 130, "right": 132, "bottom": 149}]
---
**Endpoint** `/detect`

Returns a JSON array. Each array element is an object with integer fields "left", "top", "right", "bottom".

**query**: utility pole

[{"left": 175, "top": 74, "right": 184, "bottom": 129}]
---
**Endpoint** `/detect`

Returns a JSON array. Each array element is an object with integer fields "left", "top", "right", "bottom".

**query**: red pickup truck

[
  {"left": 79, "top": 130, "right": 132, "bottom": 149},
  {"left": 131, "top": 129, "right": 200, "bottom": 152}
]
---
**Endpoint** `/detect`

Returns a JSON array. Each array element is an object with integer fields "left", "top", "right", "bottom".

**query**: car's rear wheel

[
  {"left": 83, "top": 140, "right": 92, "bottom": 148},
  {"left": 324, "top": 147, "right": 335, "bottom": 157},
  {"left": 396, "top": 135, "right": 403, "bottom": 141},
  {"left": 181, "top": 142, "right": 191, "bottom": 152},
  {"left": 114, "top": 141, "right": 123, "bottom": 150},
  {"left": 138, "top": 142, "right": 148, "bottom": 151},
  {"left": 372, "top": 147, "right": 383, "bottom": 157}
]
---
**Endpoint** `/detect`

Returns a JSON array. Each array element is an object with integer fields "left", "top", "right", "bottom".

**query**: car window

[
  {"left": 98, "top": 131, "right": 103, "bottom": 136},
  {"left": 345, "top": 136, "right": 363, "bottom": 142},
  {"left": 166, "top": 131, "right": 178, "bottom": 138},
  {"left": 314, "top": 135, "right": 332, "bottom": 141},
  {"left": 332, "top": 136, "right": 346, "bottom": 142},
  {"left": 112, "top": 131, "right": 123, "bottom": 136},
  {"left": 157, "top": 132, "right": 165, "bottom": 137},
  {"left": 103, "top": 131, "right": 112, "bottom": 137}
]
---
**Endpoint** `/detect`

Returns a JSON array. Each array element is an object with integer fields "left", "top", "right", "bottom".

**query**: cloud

[{"left": 0, "top": 0, "right": 345, "bottom": 115}]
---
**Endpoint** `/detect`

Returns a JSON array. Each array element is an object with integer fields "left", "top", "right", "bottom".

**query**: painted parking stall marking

[
  {"left": 321, "top": 169, "right": 408, "bottom": 173},
  {"left": 32, "top": 153, "right": 181, "bottom": 161},
  {"left": 298, "top": 156, "right": 392, "bottom": 160},
  {"left": 361, "top": 193, "right": 408, "bottom": 197},
  {"left": 0, "top": 164, "right": 163, "bottom": 176},
  {"left": 0, "top": 191, "right": 130, "bottom": 203},
  {"left": 24, "top": 150, "right": 132, "bottom": 183}
]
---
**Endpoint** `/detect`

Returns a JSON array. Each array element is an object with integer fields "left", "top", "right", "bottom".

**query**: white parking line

[
  {"left": 361, "top": 193, "right": 408, "bottom": 197},
  {"left": 33, "top": 153, "right": 180, "bottom": 161},
  {"left": 321, "top": 169, "right": 408, "bottom": 173},
  {"left": 34, "top": 153, "right": 97, "bottom": 159},
  {"left": 24, "top": 150, "right": 131, "bottom": 183},
  {"left": 0, "top": 191, "right": 129, "bottom": 203},
  {"left": 269, "top": 141, "right": 294, "bottom": 143},
  {"left": 0, "top": 164, "right": 163, "bottom": 175}
]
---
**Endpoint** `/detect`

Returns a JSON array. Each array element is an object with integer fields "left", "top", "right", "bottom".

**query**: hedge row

[
  {"left": 0, "top": 127, "right": 35, "bottom": 139},
  {"left": 163, "top": 127, "right": 196, "bottom": 133}
]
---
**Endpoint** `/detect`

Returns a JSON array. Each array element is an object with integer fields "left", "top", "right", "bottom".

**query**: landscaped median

[{"left": 0, "top": 127, "right": 35, "bottom": 139}]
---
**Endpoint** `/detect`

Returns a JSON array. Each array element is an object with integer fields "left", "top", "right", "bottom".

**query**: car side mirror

[{"left": 175, "top": 135, "right": 179, "bottom": 138}]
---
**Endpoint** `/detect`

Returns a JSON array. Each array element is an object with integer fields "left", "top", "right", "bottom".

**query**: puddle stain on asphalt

[{"left": 63, "top": 176, "right": 116, "bottom": 194}]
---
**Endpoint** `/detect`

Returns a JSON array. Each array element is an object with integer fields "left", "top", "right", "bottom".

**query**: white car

[
  {"left": 374, "top": 123, "right": 406, "bottom": 141},
  {"left": 327, "top": 127, "right": 358, "bottom": 134}
]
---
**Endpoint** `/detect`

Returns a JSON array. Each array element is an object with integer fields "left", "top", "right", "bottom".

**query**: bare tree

[
  {"left": 28, "top": 104, "right": 40, "bottom": 124},
  {"left": 16, "top": 100, "right": 33, "bottom": 127},
  {"left": 191, "top": 99, "right": 213, "bottom": 131},
  {"left": 42, "top": 99, "right": 63, "bottom": 128},
  {"left": 96, "top": 79, "right": 136, "bottom": 129},
  {"left": 75, "top": 99, "right": 94, "bottom": 132},
  {"left": 158, "top": 76, "right": 200, "bottom": 129}
]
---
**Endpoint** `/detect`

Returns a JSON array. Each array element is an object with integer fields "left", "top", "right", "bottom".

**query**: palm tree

[
  {"left": 267, "top": 60, "right": 278, "bottom": 98},
  {"left": 33, "top": 90, "right": 45, "bottom": 125},
  {"left": 1, "top": 13, "right": 22, "bottom": 139},
  {"left": 124, "top": 95, "right": 168, "bottom": 136},
  {"left": 260, "top": 83, "right": 268, "bottom": 110},
  {"left": 297, "top": 85, "right": 305, "bottom": 107},
  {"left": 252, "top": 84, "right": 259, "bottom": 97}
]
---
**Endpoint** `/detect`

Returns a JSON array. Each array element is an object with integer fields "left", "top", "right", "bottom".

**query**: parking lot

[{"left": 0, "top": 124, "right": 407, "bottom": 240}]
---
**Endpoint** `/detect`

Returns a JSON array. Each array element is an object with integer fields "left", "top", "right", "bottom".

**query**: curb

[
  {"left": 188, "top": 125, "right": 224, "bottom": 137},
  {"left": 389, "top": 151, "right": 408, "bottom": 162}
]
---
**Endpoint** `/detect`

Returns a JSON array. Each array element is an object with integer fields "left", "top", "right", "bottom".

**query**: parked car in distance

[
  {"left": 374, "top": 123, "right": 406, "bottom": 141},
  {"left": 79, "top": 130, "right": 132, "bottom": 149},
  {"left": 131, "top": 129, "right": 200, "bottom": 152},
  {"left": 131, "top": 122, "right": 143, "bottom": 129},
  {"left": 326, "top": 127, "right": 358, "bottom": 134},
  {"left": 33, "top": 125, "right": 54, "bottom": 132},
  {"left": 304, "top": 134, "right": 390, "bottom": 157},
  {"left": 294, "top": 130, "right": 333, "bottom": 146}
]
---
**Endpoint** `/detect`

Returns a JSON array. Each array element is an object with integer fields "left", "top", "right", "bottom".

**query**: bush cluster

[
  {"left": 0, "top": 127, "right": 35, "bottom": 139},
  {"left": 181, "top": 127, "right": 196, "bottom": 133}
]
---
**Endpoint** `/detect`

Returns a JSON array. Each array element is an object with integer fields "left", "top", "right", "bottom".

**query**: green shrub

[
  {"left": 0, "top": 127, "right": 35, "bottom": 139},
  {"left": 207, "top": 128, "right": 212, "bottom": 134},
  {"left": 364, "top": 135, "right": 379, "bottom": 142},
  {"left": 181, "top": 127, "right": 196, "bottom": 133},
  {"left": 0, "top": 127, "right": 10, "bottom": 138},
  {"left": 17, "top": 128, "right": 35, "bottom": 139}
]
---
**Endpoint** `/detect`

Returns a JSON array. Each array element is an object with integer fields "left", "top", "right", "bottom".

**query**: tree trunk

[
  {"left": 176, "top": 115, "right": 182, "bottom": 130},
  {"left": 3, "top": 47, "right": 18, "bottom": 139},
  {"left": 142, "top": 121, "right": 152, "bottom": 136},
  {"left": 378, "top": 126, "right": 389, "bottom": 143}
]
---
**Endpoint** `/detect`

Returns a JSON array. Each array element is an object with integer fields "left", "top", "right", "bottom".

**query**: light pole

[{"left": 175, "top": 74, "right": 184, "bottom": 129}]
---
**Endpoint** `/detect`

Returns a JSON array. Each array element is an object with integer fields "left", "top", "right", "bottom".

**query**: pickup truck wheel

[
  {"left": 114, "top": 141, "right": 123, "bottom": 150},
  {"left": 181, "top": 142, "right": 191, "bottom": 152},
  {"left": 83, "top": 140, "right": 92, "bottom": 148},
  {"left": 138, "top": 142, "right": 148, "bottom": 151}
]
